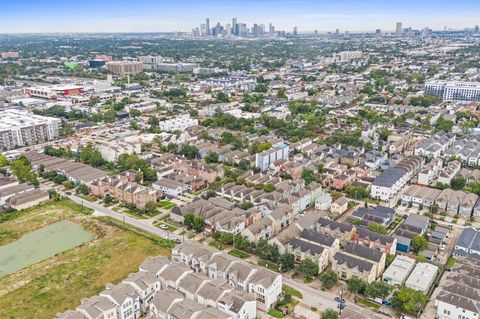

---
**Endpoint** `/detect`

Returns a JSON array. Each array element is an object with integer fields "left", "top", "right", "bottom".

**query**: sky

[{"left": 1, "top": 0, "right": 479, "bottom": 33}]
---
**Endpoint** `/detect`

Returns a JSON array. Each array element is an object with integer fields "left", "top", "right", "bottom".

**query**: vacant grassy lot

[{"left": 0, "top": 200, "right": 171, "bottom": 319}]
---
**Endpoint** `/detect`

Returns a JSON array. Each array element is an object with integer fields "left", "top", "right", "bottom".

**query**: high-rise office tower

[
  {"left": 226, "top": 23, "right": 232, "bottom": 36},
  {"left": 395, "top": 22, "right": 402, "bottom": 36},
  {"left": 293, "top": 26, "right": 298, "bottom": 35},
  {"left": 269, "top": 23, "right": 275, "bottom": 35},
  {"left": 206, "top": 18, "right": 210, "bottom": 36},
  {"left": 232, "top": 18, "right": 237, "bottom": 35},
  {"left": 375, "top": 28, "right": 382, "bottom": 38}
]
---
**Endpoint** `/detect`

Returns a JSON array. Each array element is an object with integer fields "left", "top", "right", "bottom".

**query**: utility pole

[{"left": 338, "top": 288, "right": 345, "bottom": 316}]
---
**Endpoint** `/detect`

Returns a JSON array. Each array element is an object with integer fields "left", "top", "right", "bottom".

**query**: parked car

[
  {"left": 171, "top": 237, "right": 181, "bottom": 243},
  {"left": 335, "top": 297, "right": 345, "bottom": 303},
  {"left": 159, "top": 224, "right": 168, "bottom": 230},
  {"left": 337, "top": 303, "right": 345, "bottom": 310},
  {"left": 161, "top": 233, "right": 168, "bottom": 239}
]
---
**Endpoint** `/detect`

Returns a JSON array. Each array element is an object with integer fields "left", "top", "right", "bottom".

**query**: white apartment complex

[
  {"left": 334, "top": 50, "right": 363, "bottom": 61},
  {"left": 0, "top": 110, "right": 61, "bottom": 150},
  {"left": 159, "top": 115, "right": 198, "bottom": 132},
  {"left": 425, "top": 80, "right": 480, "bottom": 101}
]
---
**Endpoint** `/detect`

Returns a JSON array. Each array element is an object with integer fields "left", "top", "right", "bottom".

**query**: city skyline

[{"left": 1, "top": 0, "right": 479, "bottom": 33}]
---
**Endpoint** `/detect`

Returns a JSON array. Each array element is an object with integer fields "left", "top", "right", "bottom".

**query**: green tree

[
  {"left": 345, "top": 185, "right": 368, "bottom": 199},
  {"left": 216, "top": 91, "right": 229, "bottom": 102},
  {"left": 53, "top": 174, "right": 67, "bottom": 184},
  {"left": 129, "top": 109, "right": 142, "bottom": 117},
  {"left": 319, "top": 270, "right": 338, "bottom": 289},
  {"left": 62, "top": 180, "right": 75, "bottom": 190},
  {"left": 301, "top": 168, "right": 315, "bottom": 185},
  {"left": 411, "top": 235, "right": 428, "bottom": 252},
  {"left": 76, "top": 183, "right": 89, "bottom": 195},
  {"left": 347, "top": 276, "right": 367, "bottom": 294},
  {"left": 103, "top": 110, "right": 116, "bottom": 123},
  {"left": 0, "top": 154, "right": 9, "bottom": 166},
  {"left": 179, "top": 145, "right": 199, "bottom": 159},
  {"left": 104, "top": 194, "right": 114, "bottom": 205},
  {"left": 321, "top": 309, "right": 339, "bottom": 319},
  {"left": 184, "top": 212, "right": 195, "bottom": 229},
  {"left": 147, "top": 116, "right": 159, "bottom": 127},
  {"left": 277, "top": 87, "right": 287, "bottom": 99},
  {"left": 135, "top": 171, "right": 143, "bottom": 183},
  {"left": 79, "top": 144, "right": 104, "bottom": 167},
  {"left": 204, "top": 151, "right": 219, "bottom": 163},
  {"left": 10, "top": 156, "right": 36, "bottom": 183},
  {"left": 254, "top": 83, "right": 268, "bottom": 93},
  {"left": 367, "top": 222, "right": 388, "bottom": 234},
  {"left": 364, "top": 281, "right": 392, "bottom": 299},
  {"left": 130, "top": 120, "right": 140, "bottom": 130},
  {"left": 144, "top": 201, "right": 157, "bottom": 215},
  {"left": 435, "top": 116, "right": 454, "bottom": 132},
  {"left": 192, "top": 215, "right": 205, "bottom": 232},
  {"left": 451, "top": 176, "right": 465, "bottom": 190},
  {"left": 278, "top": 253, "right": 295, "bottom": 272},
  {"left": 297, "top": 259, "right": 320, "bottom": 277},
  {"left": 391, "top": 287, "right": 428, "bottom": 316}
]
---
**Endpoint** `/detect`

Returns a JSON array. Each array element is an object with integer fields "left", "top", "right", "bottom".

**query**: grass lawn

[
  {"left": 282, "top": 284, "right": 303, "bottom": 299},
  {"left": 209, "top": 241, "right": 225, "bottom": 251},
  {"left": 159, "top": 200, "right": 176, "bottom": 210},
  {"left": 388, "top": 216, "right": 402, "bottom": 231},
  {"left": 446, "top": 256, "right": 456, "bottom": 268},
  {"left": 267, "top": 308, "right": 284, "bottom": 318},
  {"left": 258, "top": 259, "right": 280, "bottom": 272},
  {"left": 355, "top": 297, "right": 381, "bottom": 311},
  {"left": 121, "top": 209, "right": 149, "bottom": 220},
  {"left": 0, "top": 199, "right": 171, "bottom": 319},
  {"left": 228, "top": 249, "right": 250, "bottom": 259}
]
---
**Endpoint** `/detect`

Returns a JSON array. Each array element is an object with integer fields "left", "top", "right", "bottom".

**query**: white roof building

[
  {"left": 382, "top": 255, "right": 416, "bottom": 286},
  {"left": 405, "top": 262, "right": 438, "bottom": 293}
]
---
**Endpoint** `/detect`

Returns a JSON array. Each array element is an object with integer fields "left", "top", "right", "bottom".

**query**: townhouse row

[
  {"left": 402, "top": 184, "right": 480, "bottom": 217},
  {"left": 90, "top": 171, "right": 157, "bottom": 209},
  {"left": 56, "top": 242, "right": 282, "bottom": 319}
]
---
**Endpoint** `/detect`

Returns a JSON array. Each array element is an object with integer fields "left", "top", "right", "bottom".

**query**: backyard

[{"left": 0, "top": 199, "right": 171, "bottom": 319}]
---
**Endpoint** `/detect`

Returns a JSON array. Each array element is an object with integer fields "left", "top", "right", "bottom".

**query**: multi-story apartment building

[
  {"left": 371, "top": 155, "right": 423, "bottom": 201},
  {"left": 0, "top": 110, "right": 61, "bottom": 150},
  {"left": 425, "top": 80, "right": 480, "bottom": 101},
  {"left": 255, "top": 142, "right": 289, "bottom": 172},
  {"left": 105, "top": 61, "right": 143, "bottom": 75}
]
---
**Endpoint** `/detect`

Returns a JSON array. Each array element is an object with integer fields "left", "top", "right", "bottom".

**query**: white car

[
  {"left": 159, "top": 224, "right": 168, "bottom": 230},
  {"left": 161, "top": 233, "right": 168, "bottom": 239}
]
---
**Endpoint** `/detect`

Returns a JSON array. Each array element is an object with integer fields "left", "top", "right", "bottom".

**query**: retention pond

[{"left": 0, "top": 220, "right": 93, "bottom": 277}]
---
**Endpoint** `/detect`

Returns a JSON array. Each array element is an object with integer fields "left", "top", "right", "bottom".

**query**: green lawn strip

[
  {"left": 228, "top": 249, "right": 250, "bottom": 259},
  {"left": 282, "top": 284, "right": 303, "bottom": 299},
  {"left": 209, "top": 241, "right": 225, "bottom": 250},
  {"left": 355, "top": 297, "right": 381, "bottom": 310},
  {"left": 267, "top": 308, "right": 284, "bottom": 318},
  {"left": 159, "top": 200, "right": 176, "bottom": 210},
  {"left": 258, "top": 259, "right": 280, "bottom": 272}
]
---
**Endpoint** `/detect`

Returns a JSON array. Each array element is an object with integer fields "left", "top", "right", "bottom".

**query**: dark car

[
  {"left": 335, "top": 297, "right": 345, "bottom": 303},
  {"left": 337, "top": 303, "right": 345, "bottom": 310}
]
